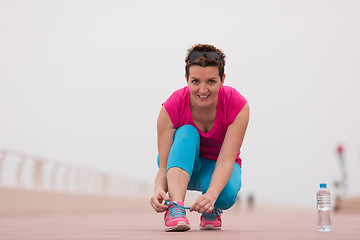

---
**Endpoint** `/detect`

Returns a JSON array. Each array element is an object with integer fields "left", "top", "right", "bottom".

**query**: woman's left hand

[{"left": 190, "top": 192, "right": 217, "bottom": 213}]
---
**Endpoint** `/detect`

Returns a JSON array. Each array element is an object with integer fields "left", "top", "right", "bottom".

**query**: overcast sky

[{"left": 1, "top": 0, "right": 360, "bottom": 208}]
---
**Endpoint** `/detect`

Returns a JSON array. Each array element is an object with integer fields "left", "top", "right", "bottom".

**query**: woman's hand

[
  {"left": 190, "top": 192, "right": 217, "bottom": 213},
  {"left": 150, "top": 188, "right": 171, "bottom": 213}
]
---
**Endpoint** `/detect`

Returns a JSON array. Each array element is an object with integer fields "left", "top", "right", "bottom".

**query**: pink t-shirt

[{"left": 163, "top": 86, "right": 247, "bottom": 167}]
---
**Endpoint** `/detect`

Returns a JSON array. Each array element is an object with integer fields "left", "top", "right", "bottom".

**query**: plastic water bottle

[{"left": 316, "top": 183, "right": 332, "bottom": 232}]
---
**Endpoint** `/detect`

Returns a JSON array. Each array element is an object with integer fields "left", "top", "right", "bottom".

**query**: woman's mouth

[{"left": 198, "top": 95, "right": 209, "bottom": 101}]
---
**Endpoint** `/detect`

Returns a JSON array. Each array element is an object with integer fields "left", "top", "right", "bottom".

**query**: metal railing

[{"left": 0, "top": 147, "right": 152, "bottom": 199}]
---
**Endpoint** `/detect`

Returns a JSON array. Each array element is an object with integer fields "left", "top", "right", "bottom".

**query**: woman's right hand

[{"left": 150, "top": 188, "right": 171, "bottom": 213}]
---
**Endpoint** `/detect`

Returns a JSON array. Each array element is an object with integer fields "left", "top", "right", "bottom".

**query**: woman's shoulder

[
  {"left": 220, "top": 85, "right": 245, "bottom": 100},
  {"left": 163, "top": 86, "right": 189, "bottom": 129},
  {"left": 220, "top": 85, "right": 247, "bottom": 125},
  {"left": 164, "top": 86, "right": 189, "bottom": 106},
  {"left": 166, "top": 86, "right": 189, "bottom": 102}
]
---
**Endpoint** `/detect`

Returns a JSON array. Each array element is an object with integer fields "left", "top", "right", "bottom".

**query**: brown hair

[{"left": 185, "top": 44, "right": 226, "bottom": 81}]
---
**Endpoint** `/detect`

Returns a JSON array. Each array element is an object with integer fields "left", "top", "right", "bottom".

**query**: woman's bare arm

[{"left": 150, "top": 106, "right": 176, "bottom": 212}]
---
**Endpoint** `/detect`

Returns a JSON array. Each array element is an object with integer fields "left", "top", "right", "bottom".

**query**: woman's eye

[
  {"left": 192, "top": 80, "right": 199, "bottom": 84},
  {"left": 209, "top": 80, "right": 216, "bottom": 84}
]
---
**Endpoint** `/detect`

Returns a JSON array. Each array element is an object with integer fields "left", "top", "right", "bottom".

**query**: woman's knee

[
  {"left": 214, "top": 165, "right": 242, "bottom": 210},
  {"left": 215, "top": 186, "right": 240, "bottom": 210},
  {"left": 175, "top": 125, "right": 199, "bottom": 143}
]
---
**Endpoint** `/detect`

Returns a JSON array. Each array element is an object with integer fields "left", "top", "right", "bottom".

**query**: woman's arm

[
  {"left": 190, "top": 103, "right": 250, "bottom": 213},
  {"left": 150, "top": 106, "right": 176, "bottom": 213}
]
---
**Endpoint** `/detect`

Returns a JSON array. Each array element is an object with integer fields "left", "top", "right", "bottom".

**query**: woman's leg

[
  {"left": 198, "top": 159, "right": 242, "bottom": 210},
  {"left": 163, "top": 125, "right": 200, "bottom": 202}
]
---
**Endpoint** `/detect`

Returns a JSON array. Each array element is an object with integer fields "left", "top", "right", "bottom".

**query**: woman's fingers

[
  {"left": 192, "top": 195, "right": 205, "bottom": 210},
  {"left": 161, "top": 192, "right": 170, "bottom": 202},
  {"left": 190, "top": 200, "right": 199, "bottom": 212},
  {"left": 150, "top": 192, "right": 169, "bottom": 213},
  {"left": 191, "top": 198, "right": 205, "bottom": 212},
  {"left": 197, "top": 202, "right": 213, "bottom": 213},
  {"left": 204, "top": 204, "right": 214, "bottom": 213},
  {"left": 190, "top": 194, "right": 215, "bottom": 213},
  {"left": 150, "top": 200, "right": 168, "bottom": 213}
]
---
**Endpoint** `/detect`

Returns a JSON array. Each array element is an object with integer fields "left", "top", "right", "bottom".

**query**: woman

[{"left": 150, "top": 44, "right": 249, "bottom": 232}]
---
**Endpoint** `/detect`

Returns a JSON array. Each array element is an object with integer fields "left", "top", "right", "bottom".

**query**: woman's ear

[
  {"left": 221, "top": 73, "right": 226, "bottom": 86},
  {"left": 185, "top": 73, "right": 188, "bottom": 82}
]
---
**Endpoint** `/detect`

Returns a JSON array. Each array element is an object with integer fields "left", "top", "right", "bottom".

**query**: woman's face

[{"left": 186, "top": 65, "right": 225, "bottom": 109}]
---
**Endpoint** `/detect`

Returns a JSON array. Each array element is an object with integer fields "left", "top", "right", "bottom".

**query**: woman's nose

[{"left": 199, "top": 83, "right": 207, "bottom": 93}]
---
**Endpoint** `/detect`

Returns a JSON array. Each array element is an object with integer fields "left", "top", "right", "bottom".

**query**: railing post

[
  {"left": 75, "top": 169, "right": 88, "bottom": 194},
  {"left": 63, "top": 166, "right": 72, "bottom": 192},
  {"left": 16, "top": 156, "right": 26, "bottom": 187},
  {"left": 33, "top": 159, "right": 43, "bottom": 189},
  {"left": 75, "top": 168, "right": 81, "bottom": 193},
  {"left": 51, "top": 164, "right": 60, "bottom": 191},
  {"left": 82, "top": 171, "right": 90, "bottom": 194}
]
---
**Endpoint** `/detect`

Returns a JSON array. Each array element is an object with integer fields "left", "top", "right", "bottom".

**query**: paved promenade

[{"left": 1, "top": 201, "right": 359, "bottom": 240}]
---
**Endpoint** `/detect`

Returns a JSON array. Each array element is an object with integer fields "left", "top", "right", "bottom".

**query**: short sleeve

[
  {"left": 162, "top": 87, "right": 188, "bottom": 129},
  {"left": 224, "top": 86, "right": 247, "bottom": 125}
]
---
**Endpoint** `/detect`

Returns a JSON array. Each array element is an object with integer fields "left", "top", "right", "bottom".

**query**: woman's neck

[{"left": 190, "top": 99, "right": 217, "bottom": 121}]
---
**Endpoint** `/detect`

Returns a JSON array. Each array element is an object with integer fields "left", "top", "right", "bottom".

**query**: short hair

[{"left": 185, "top": 44, "right": 226, "bottom": 81}]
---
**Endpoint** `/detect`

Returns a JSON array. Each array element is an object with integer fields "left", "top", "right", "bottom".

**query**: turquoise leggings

[{"left": 158, "top": 125, "right": 242, "bottom": 210}]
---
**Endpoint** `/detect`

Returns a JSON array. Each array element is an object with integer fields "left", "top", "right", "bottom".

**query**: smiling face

[{"left": 186, "top": 65, "right": 225, "bottom": 109}]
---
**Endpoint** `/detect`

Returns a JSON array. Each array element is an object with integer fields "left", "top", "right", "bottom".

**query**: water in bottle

[{"left": 316, "top": 183, "right": 332, "bottom": 232}]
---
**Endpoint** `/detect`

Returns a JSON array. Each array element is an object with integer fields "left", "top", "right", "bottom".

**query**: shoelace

[
  {"left": 165, "top": 201, "right": 190, "bottom": 218},
  {"left": 201, "top": 208, "right": 223, "bottom": 220}
]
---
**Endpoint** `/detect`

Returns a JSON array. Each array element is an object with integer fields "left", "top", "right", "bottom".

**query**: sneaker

[
  {"left": 200, "top": 208, "right": 223, "bottom": 230},
  {"left": 164, "top": 201, "right": 190, "bottom": 232}
]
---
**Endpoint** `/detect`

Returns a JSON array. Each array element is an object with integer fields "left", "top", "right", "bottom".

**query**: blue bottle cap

[{"left": 320, "top": 183, "right": 327, "bottom": 188}]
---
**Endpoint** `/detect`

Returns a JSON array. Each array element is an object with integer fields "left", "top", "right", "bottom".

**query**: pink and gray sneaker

[
  {"left": 164, "top": 201, "right": 190, "bottom": 232},
  {"left": 200, "top": 208, "right": 223, "bottom": 230}
]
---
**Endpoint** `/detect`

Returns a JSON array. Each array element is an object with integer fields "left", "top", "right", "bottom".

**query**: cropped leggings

[{"left": 158, "top": 125, "right": 242, "bottom": 210}]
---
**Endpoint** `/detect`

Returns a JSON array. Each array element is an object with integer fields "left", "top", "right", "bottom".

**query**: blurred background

[{"left": 1, "top": 0, "right": 359, "bottom": 211}]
